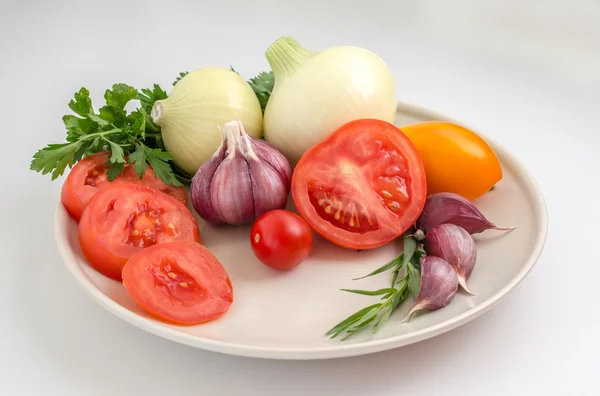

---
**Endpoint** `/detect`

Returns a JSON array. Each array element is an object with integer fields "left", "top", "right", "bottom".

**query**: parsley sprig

[
  {"left": 326, "top": 231, "right": 426, "bottom": 340},
  {"left": 30, "top": 83, "right": 182, "bottom": 186}
]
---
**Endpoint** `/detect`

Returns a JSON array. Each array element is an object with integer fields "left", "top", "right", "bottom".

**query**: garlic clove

[
  {"left": 190, "top": 138, "right": 227, "bottom": 224},
  {"left": 417, "top": 192, "right": 516, "bottom": 234},
  {"left": 401, "top": 256, "right": 458, "bottom": 323},
  {"left": 250, "top": 138, "right": 292, "bottom": 187},
  {"left": 425, "top": 223, "right": 478, "bottom": 295},
  {"left": 209, "top": 128, "right": 255, "bottom": 225}
]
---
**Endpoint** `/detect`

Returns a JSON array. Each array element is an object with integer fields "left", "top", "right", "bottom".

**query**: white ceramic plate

[{"left": 55, "top": 102, "right": 548, "bottom": 360}]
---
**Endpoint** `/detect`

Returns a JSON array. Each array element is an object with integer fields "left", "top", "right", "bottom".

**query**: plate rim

[{"left": 54, "top": 101, "right": 549, "bottom": 360}]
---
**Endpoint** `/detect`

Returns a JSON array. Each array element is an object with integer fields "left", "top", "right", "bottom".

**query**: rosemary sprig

[{"left": 326, "top": 231, "right": 426, "bottom": 340}]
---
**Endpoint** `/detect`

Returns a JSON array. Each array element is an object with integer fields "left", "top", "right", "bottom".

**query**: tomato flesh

[
  {"left": 78, "top": 183, "right": 200, "bottom": 280},
  {"left": 61, "top": 152, "right": 188, "bottom": 221},
  {"left": 250, "top": 210, "right": 313, "bottom": 270},
  {"left": 292, "top": 119, "right": 427, "bottom": 250},
  {"left": 122, "top": 240, "right": 233, "bottom": 325}
]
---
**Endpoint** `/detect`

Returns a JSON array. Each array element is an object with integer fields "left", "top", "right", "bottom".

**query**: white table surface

[{"left": 2, "top": 1, "right": 599, "bottom": 395}]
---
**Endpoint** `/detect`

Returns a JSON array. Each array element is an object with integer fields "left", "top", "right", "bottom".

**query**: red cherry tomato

[
  {"left": 78, "top": 183, "right": 200, "bottom": 280},
  {"left": 61, "top": 152, "right": 188, "bottom": 221},
  {"left": 122, "top": 240, "right": 234, "bottom": 325},
  {"left": 250, "top": 210, "right": 313, "bottom": 271},
  {"left": 291, "top": 119, "right": 427, "bottom": 250}
]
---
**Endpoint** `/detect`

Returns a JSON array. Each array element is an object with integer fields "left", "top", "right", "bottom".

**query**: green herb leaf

[
  {"left": 105, "top": 139, "right": 126, "bottom": 164},
  {"left": 128, "top": 144, "right": 147, "bottom": 179},
  {"left": 106, "top": 162, "right": 125, "bottom": 180},
  {"left": 63, "top": 115, "right": 97, "bottom": 138},
  {"left": 141, "top": 144, "right": 182, "bottom": 186},
  {"left": 139, "top": 84, "right": 168, "bottom": 114},
  {"left": 248, "top": 71, "right": 274, "bottom": 113},
  {"left": 30, "top": 142, "right": 80, "bottom": 179},
  {"left": 172, "top": 72, "right": 189, "bottom": 86},
  {"left": 353, "top": 254, "right": 402, "bottom": 280},
  {"left": 68, "top": 88, "right": 93, "bottom": 117},
  {"left": 340, "top": 288, "right": 397, "bottom": 297},
  {"left": 407, "top": 262, "right": 421, "bottom": 299},
  {"left": 104, "top": 83, "right": 138, "bottom": 110},
  {"left": 326, "top": 303, "right": 382, "bottom": 338},
  {"left": 402, "top": 235, "right": 417, "bottom": 267}
]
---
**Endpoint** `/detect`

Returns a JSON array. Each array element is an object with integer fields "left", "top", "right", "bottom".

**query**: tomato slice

[
  {"left": 61, "top": 152, "right": 188, "bottom": 221},
  {"left": 291, "top": 119, "right": 427, "bottom": 250},
  {"left": 122, "top": 240, "right": 233, "bottom": 325},
  {"left": 78, "top": 183, "right": 200, "bottom": 280}
]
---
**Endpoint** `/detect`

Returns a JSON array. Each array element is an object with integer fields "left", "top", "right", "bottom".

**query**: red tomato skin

[
  {"left": 291, "top": 119, "right": 427, "bottom": 250},
  {"left": 61, "top": 152, "right": 188, "bottom": 222},
  {"left": 122, "top": 240, "right": 233, "bottom": 325},
  {"left": 250, "top": 210, "right": 313, "bottom": 271},
  {"left": 78, "top": 183, "right": 200, "bottom": 280}
]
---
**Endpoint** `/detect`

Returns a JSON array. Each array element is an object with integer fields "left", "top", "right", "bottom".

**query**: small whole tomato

[
  {"left": 402, "top": 121, "right": 503, "bottom": 201},
  {"left": 250, "top": 210, "right": 313, "bottom": 270}
]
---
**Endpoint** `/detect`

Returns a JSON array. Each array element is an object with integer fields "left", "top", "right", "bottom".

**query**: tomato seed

[{"left": 381, "top": 190, "right": 392, "bottom": 199}]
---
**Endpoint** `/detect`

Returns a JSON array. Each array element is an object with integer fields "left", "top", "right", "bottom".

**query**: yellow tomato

[{"left": 401, "top": 121, "right": 502, "bottom": 201}]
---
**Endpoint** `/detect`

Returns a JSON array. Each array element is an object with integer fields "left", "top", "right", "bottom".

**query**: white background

[{"left": 2, "top": 0, "right": 599, "bottom": 395}]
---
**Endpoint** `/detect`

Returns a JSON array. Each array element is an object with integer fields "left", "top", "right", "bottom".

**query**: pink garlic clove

[
  {"left": 249, "top": 138, "right": 292, "bottom": 187},
  {"left": 210, "top": 145, "right": 255, "bottom": 225},
  {"left": 426, "top": 223, "right": 478, "bottom": 295},
  {"left": 190, "top": 138, "right": 226, "bottom": 224},
  {"left": 417, "top": 192, "right": 516, "bottom": 234},
  {"left": 401, "top": 256, "right": 458, "bottom": 323}
]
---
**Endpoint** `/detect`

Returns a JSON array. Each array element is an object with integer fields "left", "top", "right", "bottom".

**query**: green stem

[
  {"left": 78, "top": 128, "right": 121, "bottom": 142},
  {"left": 265, "top": 36, "right": 313, "bottom": 81}
]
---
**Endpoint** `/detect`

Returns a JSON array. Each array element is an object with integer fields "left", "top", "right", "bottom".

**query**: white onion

[
  {"left": 263, "top": 37, "right": 397, "bottom": 165},
  {"left": 151, "top": 67, "right": 263, "bottom": 175}
]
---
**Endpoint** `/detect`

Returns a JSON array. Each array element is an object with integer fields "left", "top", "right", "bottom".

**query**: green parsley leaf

[
  {"left": 63, "top": 115, "right": 97, "bottom": 139},
  {"left": 30, "top": 142, "right": 80, "bottom": 179},
  {"left": 172, "top": 72, "right": 189, "bottom": 86},
  {"left": 128, "top": 144, "right": 148, "bottom": 179},
  {"left": 248, "top": 71, "right": 274, "bottom": 113},
  {"left": 105, "top": 139, "right": 126, "bottom": 164},
  {"left": 105, "top": 83, "right": 138, "bottom": 109},
  {"left": 139, "top": 144, "right": 182, "bottom": 186},
  {"left": 68, "top": 88, "right": 93, "bottom": 117},
  {"left": 106, "top": 162, "right": 125, "bottom": 181}
]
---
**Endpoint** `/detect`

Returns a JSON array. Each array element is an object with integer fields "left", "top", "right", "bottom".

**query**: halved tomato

[
  {"left": 122, "top": 240, "right": 233, "bottom": 325},
  {"left": 61, "top": 152, "right": 188, "bottom": 221},
  {"left": 291, "top": 119, "right": 427, "bottom": 250},
  {"left": 79, "top": 183, "right": 200, "bottom": 280}
]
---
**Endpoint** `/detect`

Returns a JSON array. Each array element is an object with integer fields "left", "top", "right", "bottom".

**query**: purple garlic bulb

[{"left": 190, "top": 120, "right": 292, "bottom": 225}]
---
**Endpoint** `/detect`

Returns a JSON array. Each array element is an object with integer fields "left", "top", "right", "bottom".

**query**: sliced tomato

[
  {"left": 122, "top": 240, "right": 233, "bottom": 325},
  {"left": 61, "top": 152, "right": 188, "bottom": 221},
  {"left": 78, "top": 183, "right": 200, "bottom": 280},
  {"left": 291, "top": 119, "right": 427, "bottom": 250}
]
